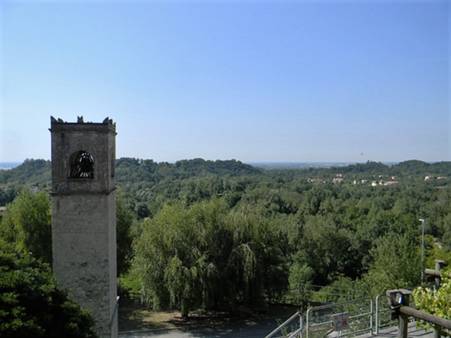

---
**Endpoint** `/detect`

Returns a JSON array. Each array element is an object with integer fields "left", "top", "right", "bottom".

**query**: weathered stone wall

[
  {"left": 50, "top": 118, "right": 117, "bottom": 338},
  {"left": 50, "top": 122, "right": 116, "bottom": 195}
]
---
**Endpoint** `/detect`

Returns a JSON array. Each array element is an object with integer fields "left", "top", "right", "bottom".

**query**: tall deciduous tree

[
  {"left": 365, "top": 232, "right": 421, "bottom": 295},
  {"left": 0, "top": 189, "right": 51, "bottom": 264},
  {"left": 116, "top": 190, "right": 134, "bottom": 276}
]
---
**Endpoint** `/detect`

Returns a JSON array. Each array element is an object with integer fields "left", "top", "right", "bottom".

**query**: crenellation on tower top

[{"left": 50, "top": 116, "right": 116, "bottom": 133}]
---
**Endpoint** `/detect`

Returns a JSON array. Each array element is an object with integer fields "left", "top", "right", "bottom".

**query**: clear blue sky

[{"left": 0, "top": 0, "right": 449, "bottom": 163}]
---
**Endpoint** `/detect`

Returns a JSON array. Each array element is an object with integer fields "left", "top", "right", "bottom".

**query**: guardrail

[
  {"left": 109, "top": 296, "right": 120, "bottom": 330},
  {"left": 265, "top": 311, "right": 303, "bottom": 338},
  {"left": 271, "top": 296, "right": 392, "bottom": 338},
  {"left": 424, "top": 259, "right": 447, "bottom": 290},
  {"left": 305, "top": 298, "right": 373, "bottom": 338},
  {"left": 374, "top": 293, "right": 400, "bottom": 334},
  {"left": 266, "top": 259, "right": 448, "bottom": 338},
  {"left": 287, "top": 326, "right": 303, "bottom": 338},
  {"left": 386, "top": 289, "right": 451, "bottom": 338}
]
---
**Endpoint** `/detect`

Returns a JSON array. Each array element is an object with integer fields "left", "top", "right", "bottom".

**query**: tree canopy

[
  {"left": 0, "top": 248, "right": 97, "bottom": 338},
  {"left": 1, "top": 158, "right": 450, "bottom": 317}
]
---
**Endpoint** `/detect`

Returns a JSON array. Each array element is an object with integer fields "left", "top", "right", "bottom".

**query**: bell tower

[{"left": 50, "top": 116, "right": 117, "bottom": 338}]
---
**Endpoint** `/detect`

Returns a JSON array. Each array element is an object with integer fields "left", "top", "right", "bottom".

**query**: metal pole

[
  {"left": 434, "top": 260, "right": 445, "bottom": 289},
  {"left": 375, "top": 295, "right": 380, "bottom": 335},
  {"left": 299, "top": 313, "right": 303, "bottom": 334},
  {"left": 109, "top": 296, "right": 120, "bottom": 330},
  {"left": 433, "top": 260, "right": 445, "bottom": 338},
  {"left": 419, "top": 218, "right": 425, "bottom": 283},
  {"left": 306, "top": 308, "right": 311, "bottom": 338},
  {"left": 370, "top": 299, "right": 373, "bottom": 334}
]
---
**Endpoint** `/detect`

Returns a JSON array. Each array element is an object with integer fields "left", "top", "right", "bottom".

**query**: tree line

[{"left": 0, "top": 158, "right": 450, "bottom": 333}]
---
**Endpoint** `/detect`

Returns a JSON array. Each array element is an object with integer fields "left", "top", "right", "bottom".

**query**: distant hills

[
  {"left": 0, "top": 158, "right": 260, "bottom": 187},
  {"left": 1, "top": 158, "right": 450, "bottom": 189},
  {"left": 249, "top": 162, "right": 355, "bottom": 169},
  {"left": 0, "top": 162, "right": 21, "bottom": 170},
  {"left": 0, "top": 159, "right": 51, "bottom": 186},
  {"left": 0, "top": 158, "right": 450, "bottom": 207}
]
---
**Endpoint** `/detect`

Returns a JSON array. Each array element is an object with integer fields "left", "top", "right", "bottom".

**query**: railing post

[
  {"left": 434, "top": 324, "right": 441, "bottom": 338},
  {"left": 370, "top": 299, "right": 373, "bottom": 334},
  {"left": 434, "top": 260, "right": 445, "bottom": 289},
  {"left": 299, "top": 313, "right": 303, "bottom": 334},
  {"left": 306, "top": 307, "right": 311, "bottom": 338},
  {"left": 433, "top": 260, "right": 445, "bottom": 338},
  {"left": 398, "top": 290, "right": 411, "bottom": 338},
  {"left": 375, "top": 295, "right": 380, "bottom": 335},
  {"left": 399, "top": 312, "right": 408, "bottom": 338},
  {"left": 387, "top": 289, "right": 411, "bottom": 338}
]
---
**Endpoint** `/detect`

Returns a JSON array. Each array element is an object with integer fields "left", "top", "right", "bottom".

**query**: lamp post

[{"left": 419, "top": 218, "right": 425, "bottom": 283}]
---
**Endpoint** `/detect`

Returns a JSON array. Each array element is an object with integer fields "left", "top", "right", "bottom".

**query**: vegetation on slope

[{"left": 0, "top": 158, "right": 450, "bottom": 318}]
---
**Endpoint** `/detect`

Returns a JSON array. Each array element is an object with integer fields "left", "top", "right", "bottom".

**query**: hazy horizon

[
  {"left": 0, "top": 158, "right": 444, "bottom": 167},
  {"left": 1, "top": 1, "right": 449, "bottom": 163}
]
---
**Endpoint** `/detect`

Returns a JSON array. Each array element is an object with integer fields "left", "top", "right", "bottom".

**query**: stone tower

[{"left": 50, "top": 116, "right": 117, "bottom": 338}]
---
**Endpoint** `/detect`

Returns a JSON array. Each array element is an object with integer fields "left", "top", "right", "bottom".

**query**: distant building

[
  {"left": 384, "top": 181, "right": 399, "bottom": 186},
  {"left": 332, "top": 177, "right": 344, "bottom": 184}
]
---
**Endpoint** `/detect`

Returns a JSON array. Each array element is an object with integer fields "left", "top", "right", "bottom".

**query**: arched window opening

[{"left": 69, "top": 151, "right": 94, "bottom": 178}]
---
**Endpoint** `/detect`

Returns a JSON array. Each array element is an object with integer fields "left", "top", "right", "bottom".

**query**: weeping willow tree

[{"left": 131, "top": 198, "right": 289, "bottom": 316}]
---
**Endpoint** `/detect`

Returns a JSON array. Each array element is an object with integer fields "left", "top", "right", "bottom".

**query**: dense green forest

[{"left": 1, "top": 158, "right": 450, "bottom": 318}]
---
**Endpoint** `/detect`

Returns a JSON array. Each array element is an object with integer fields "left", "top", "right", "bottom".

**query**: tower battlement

[{"left": 50, "top": 116, "right": 116, "bottom": 132}]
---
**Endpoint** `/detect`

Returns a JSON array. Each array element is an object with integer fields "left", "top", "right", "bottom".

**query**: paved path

[
  {"left": 119, "top": 319, "right": 279, "bottom": 338},
  {"left": 356, "top": 322, "right": 434, "bottom": 338},
  {"left": 120, "top": 321, "right": 436, "bottom": 338}
]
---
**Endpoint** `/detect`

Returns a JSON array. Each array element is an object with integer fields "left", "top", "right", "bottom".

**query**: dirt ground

[{"left": 118, "top": 302, "right": 298, "bottom": 333}]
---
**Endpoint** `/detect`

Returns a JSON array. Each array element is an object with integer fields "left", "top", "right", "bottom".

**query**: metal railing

[
  {"left": 266, "top": 259, "right": 449, "bottom": 338},
  {"left": 374, "top": 293, "right": 399, "bottom": 334},
  {"left": 109, "top": 296, "right": 120, "bottom": 330},
  {"left": 288, "top": 326, "right": 303, "bottom": 338},
  {"left": 265, "top": 311, "right": 303, "bottom": 338},
  {"left": 267, "top": 295, "right": 394, "bottom": 338},
  {"left": 305, "top": 298, "right": 373, "bottom": 338}
]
